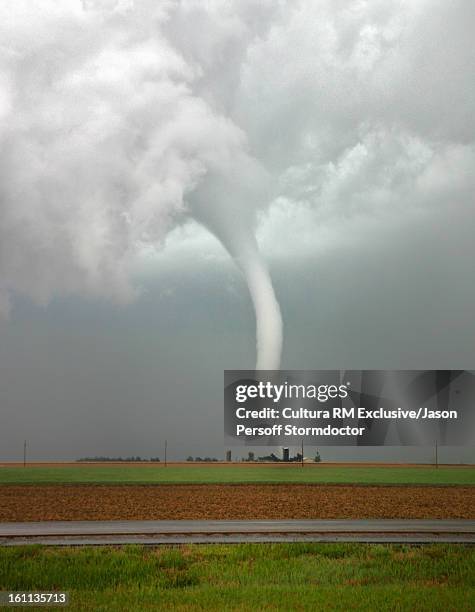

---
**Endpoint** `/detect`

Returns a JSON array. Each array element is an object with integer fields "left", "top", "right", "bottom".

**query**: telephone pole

[
  {"left": 23, "top": 440, "right": 27, "bottom": 468},
  {"left": 164, "top": 439, "right": 167, "bottom": 468}
]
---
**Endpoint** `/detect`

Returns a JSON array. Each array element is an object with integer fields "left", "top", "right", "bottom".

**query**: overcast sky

[{"left": 0, "top": 0, "right": 474, "bottom": 461}]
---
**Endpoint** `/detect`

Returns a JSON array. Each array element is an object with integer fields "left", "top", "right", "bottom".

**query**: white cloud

[{"left": 0, "top": 0, "right": 473, "bottom": 317}]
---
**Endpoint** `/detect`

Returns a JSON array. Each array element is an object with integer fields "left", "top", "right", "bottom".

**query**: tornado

[
  {"left": 194, "top": 185, "right": 283, "bottom": 371},
  {"left": 232, "top": 238, "right": 283, "bottom": 371}
]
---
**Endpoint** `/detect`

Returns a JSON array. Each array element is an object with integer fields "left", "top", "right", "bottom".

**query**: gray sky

[{"left": 0, "top": 1, "right": 474, "bottom": 461}]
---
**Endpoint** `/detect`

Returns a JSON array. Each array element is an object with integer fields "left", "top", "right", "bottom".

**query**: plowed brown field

[{"left": 0, "top": 484, "right": 473, "bottom": 521}]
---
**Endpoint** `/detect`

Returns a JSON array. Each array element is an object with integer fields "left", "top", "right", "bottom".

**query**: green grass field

[
  {"left": 0, "top": 465, "right": 474, "bottom": 485},
  {"left": 0, "top": 543, "right": 473, "bottom": 611}
]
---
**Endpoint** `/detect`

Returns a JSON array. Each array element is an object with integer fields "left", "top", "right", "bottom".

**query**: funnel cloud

[{"left": 0, "top": 0, "right": 284, "bottom": 368}]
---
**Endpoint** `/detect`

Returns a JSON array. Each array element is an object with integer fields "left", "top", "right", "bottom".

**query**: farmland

[
  {"left": 0, "top": 463, "right": 473, "bottom": 522},
  {"left": 0, "top": 484, "right": 474, "bottom": 521},
  {"left": 1, "top": 543, "right": 474, "bottom": 611},
  {"left": 0, "top": 463, "right": 474, "bottom": 485},
  {"left": 1, "top": 464, "right": 474, "bottom": 609}
]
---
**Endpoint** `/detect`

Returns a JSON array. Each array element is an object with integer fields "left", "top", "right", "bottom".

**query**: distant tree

[
  {"left": 186, "top": 456, "right": 194, "bottom": 462},
  {"left": 314, "top": 451, "right": 321, "bottom": 463},
  {"left": 257, "top": 453, "right": 281, "bottom": 462},
  {"left": 248, "top": 451, "right": 255, "bottom": 461},
  {"left": 195, "top": 457, "right": 203, "bottom": 462}
]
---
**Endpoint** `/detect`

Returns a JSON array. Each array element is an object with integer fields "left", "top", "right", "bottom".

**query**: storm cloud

[{"left": 0, "top": 0, "right": 473, "bottom": 459}]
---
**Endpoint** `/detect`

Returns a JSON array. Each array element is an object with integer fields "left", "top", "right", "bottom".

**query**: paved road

[{"left": 1, "top": 520, "right": 474, "bottom": 545}]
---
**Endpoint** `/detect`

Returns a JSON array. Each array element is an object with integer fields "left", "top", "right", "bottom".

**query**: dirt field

[{"left": 0, "top": 484, "right": 473, "bottom": 521}]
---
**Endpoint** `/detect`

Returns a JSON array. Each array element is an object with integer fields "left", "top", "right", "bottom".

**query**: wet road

[{"left": 1, "top": 519, "right": 474, "bottom": 545}]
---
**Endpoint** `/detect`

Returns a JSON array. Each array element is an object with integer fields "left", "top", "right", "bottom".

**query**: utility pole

[
  {"left": 164, "top": 439, "right": 167, "bottom": 468},
  {"left": 435, "top": 439, "right": 438, "bottom": 469},
  {"left": 301, "top": 440, "right": 304, "bottom": 468},
  {"left": 23, "top": 440, "right": 27, "bottom": 468}
]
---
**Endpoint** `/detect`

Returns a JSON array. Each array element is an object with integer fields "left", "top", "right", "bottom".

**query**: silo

[
  {"left": 283, "top": 447, "right": 289, "bottom": 462},
  {"left": 225, "top": 450, "right": 232, "bottom": 462}
]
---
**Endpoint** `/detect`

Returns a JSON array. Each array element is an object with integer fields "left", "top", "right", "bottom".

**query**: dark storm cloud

[
  {"left": 1, "top": 1, "right": 473, "bottom": 313},
  {"left": 0, "top": 1, "right": 473, "bottom": 459}
]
